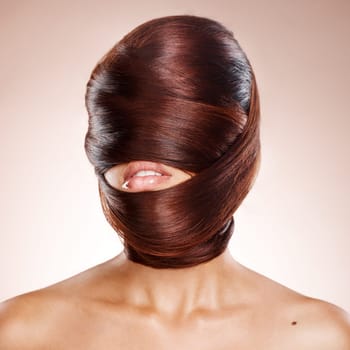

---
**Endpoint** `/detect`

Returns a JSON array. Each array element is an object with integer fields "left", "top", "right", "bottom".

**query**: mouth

[{"left": 122, "top": 161, "right": 172, "bottom": 191}]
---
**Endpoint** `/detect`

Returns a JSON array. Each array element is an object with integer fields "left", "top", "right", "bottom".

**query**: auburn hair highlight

[{"left": 84, "top": 15, "right": 261, "bottom": 268}]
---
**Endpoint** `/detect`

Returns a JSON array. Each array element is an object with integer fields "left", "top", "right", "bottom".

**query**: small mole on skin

[{"left": 291, "top": 321, "right": 297, "bottom": 326}]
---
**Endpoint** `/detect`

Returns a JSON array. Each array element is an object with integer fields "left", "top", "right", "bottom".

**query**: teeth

[{"left": 133, "top": 170, "right": 163, "bottom": 177}]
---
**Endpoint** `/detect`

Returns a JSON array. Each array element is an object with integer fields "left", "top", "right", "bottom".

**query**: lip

[{"left": 123, "top": 161, "right": 172, "bottom": 183}]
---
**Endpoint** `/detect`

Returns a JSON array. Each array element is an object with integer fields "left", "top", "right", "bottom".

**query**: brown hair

[{"left": 84, "top": 15, "right": 261, "bottom": 268}]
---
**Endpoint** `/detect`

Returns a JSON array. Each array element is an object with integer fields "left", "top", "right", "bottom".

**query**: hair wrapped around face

[{"left": 84, "top": 15, "right": 261, "bottom": 268}]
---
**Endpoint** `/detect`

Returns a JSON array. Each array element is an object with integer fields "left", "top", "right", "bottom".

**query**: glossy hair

[{"left": 84, "top": 15, "right": 261, "bottom": 268}]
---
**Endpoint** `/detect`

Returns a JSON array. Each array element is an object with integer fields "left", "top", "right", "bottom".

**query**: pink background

[{"left": 1, "top": 1, "right": 349, "bottom": 311}]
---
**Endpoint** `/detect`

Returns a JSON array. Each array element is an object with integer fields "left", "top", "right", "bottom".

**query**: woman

[{"left": 0, "top": 14, "right": 349, "bottom": 349}]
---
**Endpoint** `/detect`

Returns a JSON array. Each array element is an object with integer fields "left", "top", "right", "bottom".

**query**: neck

[{"left": 115, "top": 248, "right": 241, "bottom": 320}]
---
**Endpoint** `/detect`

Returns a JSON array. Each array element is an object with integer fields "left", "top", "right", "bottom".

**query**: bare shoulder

[
  {"left": 295, "top": 296, "right": 350, "bottom": 349},
  {"left": 243, "top": 264, "right": 350, "bottom": 349},
  {"left": 0, "top": 257, "right": 117, "bottom": 349},
  {"left": 0, "top": 288, "right": 66, "bottom": 349},
  {"left": 234, "top": 262, "right": 349, "bottom": 348}
]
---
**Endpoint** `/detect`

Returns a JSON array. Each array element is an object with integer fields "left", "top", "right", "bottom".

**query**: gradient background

[{"left": 1, "top": 0, "right": 349, "bottom": 311}]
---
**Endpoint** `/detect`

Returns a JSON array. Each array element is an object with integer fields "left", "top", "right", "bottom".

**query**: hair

[{"left": 84, "top": 14, "right": 261, "bottom": 268}]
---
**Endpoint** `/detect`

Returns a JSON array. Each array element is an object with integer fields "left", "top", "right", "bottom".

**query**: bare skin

[{"left": 0, "top": 162, "right": 349, "bottom": 349}]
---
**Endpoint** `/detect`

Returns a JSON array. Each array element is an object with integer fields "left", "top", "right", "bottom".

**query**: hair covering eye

[{"left": 84, "top": 15, "right": 261, "bottom": 268}]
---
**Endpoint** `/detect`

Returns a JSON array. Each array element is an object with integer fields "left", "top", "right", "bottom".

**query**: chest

[{"left": 50, "top": 314, "right": 292, "bottom": 350}]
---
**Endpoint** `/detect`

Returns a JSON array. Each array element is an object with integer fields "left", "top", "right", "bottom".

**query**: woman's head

[{"left": 84, "top": 15, "right": 261, "bottom": 268}]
